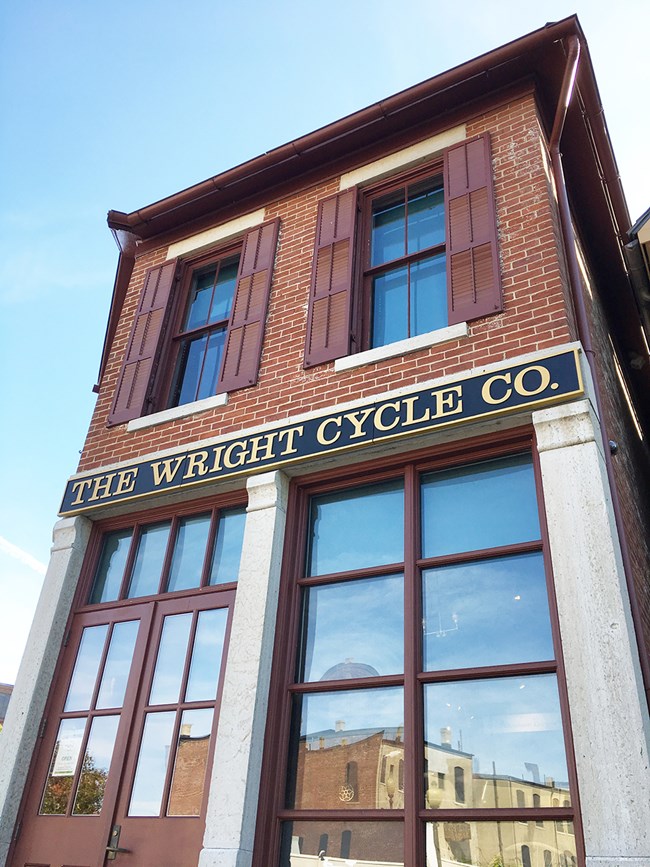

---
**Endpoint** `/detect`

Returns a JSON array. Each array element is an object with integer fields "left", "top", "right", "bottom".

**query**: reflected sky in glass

[
  {"left": 167, "top": 513, "right": 211, "bottom": 592},
  {"left": 411, "top": 254, "right": 446, "bottom": 335},
  {"left": 300, "top": 574, "right": 404, "bottom": 682},
  {"left": 89, "top": 529, "right": 132, "bottom": 603},
  {"left": 423, "top": 552, "right": 553, "bottom": 671},
  {"left": 424, "top": 674, "right": 569, "bottom": 792},
  {"left": 298, "top": 687, "right": 404, "bottom": 739},
  {"left": 129, "top": 711, "right": 176, "bottom": 816},
  {"left": 209, "top": 507, "right": 246, "bottom": 585},
  {"left": 372, "top": 265, "right": 408, "bottom": 346},
  {"left": 64, "top": 624, "right": 108, "bottom": 712},
  {"left": 421, "top": 455, "right": 540, "bottom": 557},
  {"left": 185, "top": 608, "right": 228, "bottom": 702},
  {"left": 127, "top": 521, "right": 171, "bottom": 598},
  {"left": 149, "top": 613, "right": 192, "bottom": 705},
  {"left": 96, "top": 619, "right": 139, "bottom": 709},
  {"left": 308, "top": 480, "right": 404, "bottom": 576}
]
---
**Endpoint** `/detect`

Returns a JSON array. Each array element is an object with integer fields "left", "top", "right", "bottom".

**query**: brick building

[{"left": 1, "top": 15, "right": 649, "bottom": 867}]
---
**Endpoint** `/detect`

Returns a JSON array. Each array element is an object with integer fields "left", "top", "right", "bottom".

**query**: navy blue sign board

[{"left": 60, "top": 348, "right": 583, "bottom": 515}]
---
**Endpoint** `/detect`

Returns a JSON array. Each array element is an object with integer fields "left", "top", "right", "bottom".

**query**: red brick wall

[{"left": 79, "top": 93, "right": 575, "bottom": 473}]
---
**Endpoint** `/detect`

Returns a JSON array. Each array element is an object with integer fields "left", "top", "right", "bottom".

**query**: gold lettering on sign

[
  {"left": 115, "top": 468, "right": 138, "bottom": 496},
  {"left": 278, "top": 425, "right": 304, "bottom": 455},
  {"left": 481, "top": 372, "right": 512, "bottom": 405},
  {"left": 513, "top": 365, "right": 551, "bottom": 397},
  {"left": 69, "top": 478, "right": 93, "bottom": 507},
  {"left": 343, "top": 408, "right": 374, "bottom": 440},
  {"left": 223, "top": 441, "right": 249, "bottom": 469},
  {"left": 402, "top": 396, "right": 430, "bottom": 427},
  {"left": 88, "top": 473, "right": 117, "bottom": 502},
  {"left": 183, "top": 451, "right": 210, "bottom": 479},
  {"left": 374, "top": 401, "right": 400, "bottom": 432},
  {"left": 152, "top": 456, "right": 185, "bottom": 486},
  {"left": 249, "top": 432, "right": 278, "bottom": 463},
  {"left": 317, "top": 416, "right": 342, "bottom": 446},
  {"left": 431, "top": 385, "right": 463, "bottom": 418}
]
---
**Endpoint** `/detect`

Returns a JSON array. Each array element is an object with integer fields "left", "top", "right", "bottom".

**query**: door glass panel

[
  {"left": 127, "top": 521, "right": 171, "bottom": 598},
  {"left": 40, "top": 718, "right": 86, "bottom": 814},
  {"left": 209, "top": 507, "right": 246, "bottom": 585},
  {"left": 299, "top": 574, "right": 404, "bottom": 682},
  {"left": 149, "top": 613, "right": 193, "bottom": 705},
  {"left": 280, "top": 820, "right": 404, "bottom": 866},
  {"left": 89, "top": 529, "right": 133, "bottom": 604},
  {"left": 307, "top": 480, "right": 404, "bottom": 576},
  {"left": 422, "top": 552, "right": 554, "bottom": 671},
  {"left": 166, "top": 513, "right": 211, "bottom": 593},
  {"left": 96, "top": 620, "right": 140, "bottom": 709},
  {"left": 185, "top": 608, "right": 228, "bottom": 702},
  {"left": 72, "top": 714, "right": 120, "bottom": 815},
  {"left": 421, "top": 454, "right": 541, "bottom": 557},
  {"left": 129, "top": 711, "right": 176, "bottom": 816},
  {"left": 424, "top": 674, "right": 570, "bottom": 807},
  {"left": 167, "top": 707, "right": 214, "bottom": 816},
  {"left": 64, "top": 624, "right": 109, "bottom": 712},
  {"left": 288, "top": 686, "right": 404, "bottom": 809}
]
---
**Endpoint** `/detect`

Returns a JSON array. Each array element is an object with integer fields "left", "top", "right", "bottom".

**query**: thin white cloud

[{"left": 0, "top": 536, "right": 47, "bottom": 576}]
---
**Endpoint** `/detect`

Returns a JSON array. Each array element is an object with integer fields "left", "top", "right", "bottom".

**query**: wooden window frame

[
  {"left": 161, "top": 242, "right": 243, "bottom": 411},
  {"left": 358, "top": 162, "right": 445, "bottom": 351},
  {"left": 253, "top": 428, "right": 585, "bottom": 867}
]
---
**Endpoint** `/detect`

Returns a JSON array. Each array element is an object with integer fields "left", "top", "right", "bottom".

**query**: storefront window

[{"left": 267, "top": 448, "right": 579, "bottom": 867}]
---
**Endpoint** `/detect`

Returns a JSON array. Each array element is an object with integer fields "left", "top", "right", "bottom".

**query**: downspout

[{"left": 549, "top": 36, "right": 650, "bottom": 708}]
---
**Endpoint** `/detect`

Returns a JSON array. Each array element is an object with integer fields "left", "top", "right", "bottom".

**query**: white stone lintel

[{"left": 533, "top": 398, "right": 601, "bottom": 454}]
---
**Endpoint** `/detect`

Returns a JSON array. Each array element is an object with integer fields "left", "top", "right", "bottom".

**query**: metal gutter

[{"left": 549, "top": 35, "right": 650, "bottom": 709}]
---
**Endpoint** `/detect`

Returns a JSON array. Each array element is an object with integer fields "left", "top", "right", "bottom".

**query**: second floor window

[{"left": 169, "top": 254, "right": 240, "bottom": 407}]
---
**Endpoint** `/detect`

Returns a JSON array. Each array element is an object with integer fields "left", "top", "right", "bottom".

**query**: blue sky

[{"left": 1, "top": 0, "right": 649, "bottom": 684}]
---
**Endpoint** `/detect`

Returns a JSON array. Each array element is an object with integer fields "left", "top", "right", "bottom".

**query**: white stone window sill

[
  {"left": 127, "top": 392, "right": 229, "bottom": 432},
  {"left": 334, "top": 322, "right": 469, "bottom": 373}
]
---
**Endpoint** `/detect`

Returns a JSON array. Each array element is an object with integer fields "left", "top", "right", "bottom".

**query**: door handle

[{"left": 105, "top": 825, "right": 131, "bottom": 860}]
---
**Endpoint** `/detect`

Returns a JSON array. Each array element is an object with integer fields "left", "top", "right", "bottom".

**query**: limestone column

[
  {"left": 200, "top": 470, "right": 289, "bottom": 867},
  {"left": 533, "top": 399, "right": 650, "bottom": 866},
  {"left": 0, "top": 516, "right": 92, "bottom": 866}
]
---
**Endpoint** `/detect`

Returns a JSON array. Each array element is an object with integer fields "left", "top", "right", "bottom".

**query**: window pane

[
  {"left": 184, "top": 267, "right": 216, "bottom": 331},
  {"left": 288, "top": 687, "right": 404, "bottom": 809},
  {"left": 372, "top": 265, "right": 408, "bottom": 347},
  {"left": 421, "top": 454, "right": 541, "bottom": 557},
  {"left": 185, "top": 608, "right": 228, "bottom": 702},
  {"left": 129, "top": 711, "right": 176, "bottom": 816},
  {"left": 64, "top": 624, "right": 108, "bottom": 712},
  {"left": 196, "top": 327, "right": 227, "bottom": 401},
  {"left": 72, "top": 714, "right": 120, "bottom": 815},
  {"left": 422, "top": 552, "right": 554, "bottom": 671},
  {"left": 425, "top": 821, "right": 577, "bottom": 866},
  {"left": 149, "top": 613, "right": 193, "bottom": 705},
  {"left": 410, "top": 254, "right": 446, "bottom": 336},
  {"left": 299, "top": 574, "right": 404, "bottom": 682},
  {"left": 89, "top": 529, "right": 132, "bottom": 603},
  {"left": 127, "top": 521, "right": 171, "bottom": 598},
  {"left": 407, "top": 178, "right": 444, "bottom": 253},
  {"left": 424, "top": 674, "right": 570, "bottom": 807},
  {"left": 307, "top": 480, "right": 404, "bottom": 576},
  {"left": 167, "top": 707, "right": 214, "bottom": 816},
  {"left": 96, "top": 619, "right": 140, "bottom": 709},
  {"left": 280, "top": 820, "right": 404, "bottom": 866},
  {"left": 208, "top": 257, "right": 238, "bottom": 323},
  {"left": 166, "top": 513, "right": 211, "bottom": 593},
  {"left": 209, "top": 507, "right": 246, "bottom": 585},
  {"left": 371, "top": 191, "right": 405, "bottom": 265},
  {"left": 173, "top": 334, "right": 207, "bottom": 407},
  {"left": 39, "top": 719, "right": 86, "bottom": 814}
]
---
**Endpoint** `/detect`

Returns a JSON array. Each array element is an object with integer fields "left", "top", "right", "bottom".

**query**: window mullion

[{"left": 403, "top": 464, "right": 424, "bottom": 867}]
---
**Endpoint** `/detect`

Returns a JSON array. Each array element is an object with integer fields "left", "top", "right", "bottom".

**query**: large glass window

[{"left": 267, "top": 449, "right": 579, "bottom": 867}]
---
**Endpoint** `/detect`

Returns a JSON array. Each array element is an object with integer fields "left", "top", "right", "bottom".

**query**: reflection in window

[
  {"left": 149, "top": 613, "right": 193, "bottom": 706},
  {"left": 167, "top": 708, "right": 214, "bottom": 816},
  {"left": 89, "top": 529, "right": 132, "bottom": 603},
  {"left": 454, "top": 767, "right": 465, "bottom": 804},
  {"left": 280, "top": 821, "right": 404, "bottom": 866},
  {"left": 96, "top": 620, "right": 139, "bottom": 709},
  {"left": 167, "top": 514, "right": 211, "bottom": 592},
  {"left": 127, "top": 522, "right": 171, "bottom": 598},
  {"left": 40, "top": 719, "right": 85, "bottom": 815},
  {"left": 64, "top": 625, "right": 108, "bottom": 712},
  {"left": 307, "top": 480, "right": 404, "bottom": 576},
  {"left": 209, "top": 507, "right": 246, "bottom": 585},
  {"left": 72, "top": 715, "right": 120, "bottom": 815},
  {"left": 129, "top": 712, "right": 176, "bottom": 816},
  {"left": 522, "top": 845, "right": 532, "bottom": 867},
  {"left": 185, "top": 607, "right": 228, "bottom": 702}
]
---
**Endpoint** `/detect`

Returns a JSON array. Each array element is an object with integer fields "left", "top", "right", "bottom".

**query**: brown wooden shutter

[
  {"left": 304, "top": 188, "right": 357, "bottom": 367},
  {"left": 108, "top": 260, "right": 178, "bottom": 425},
  {"left": 444, "top": 133, "right": 502, "bottom": 324},
  {"left": 217, "top": 219, "right": 280, "bottom": 393}
]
